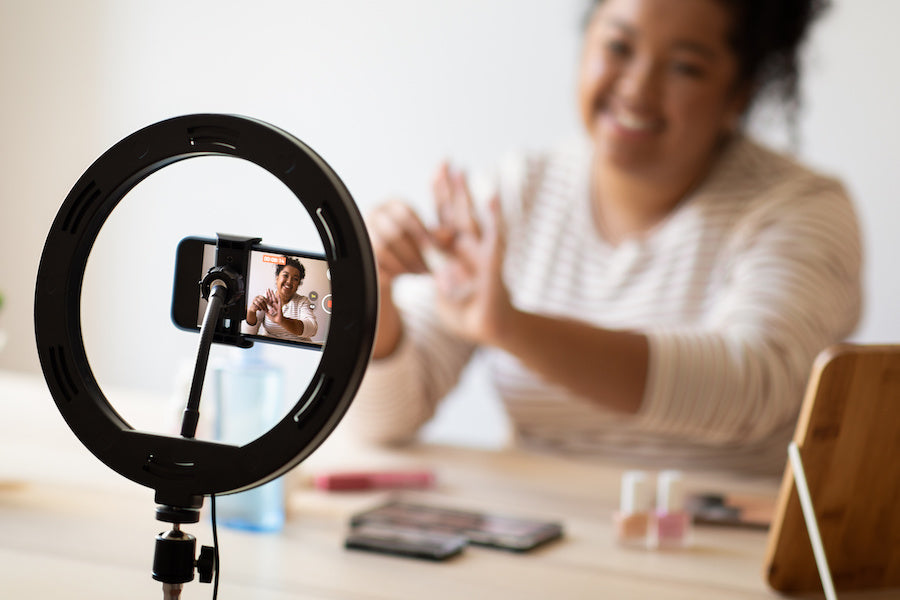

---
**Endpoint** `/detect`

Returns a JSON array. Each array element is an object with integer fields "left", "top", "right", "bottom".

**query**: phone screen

[{"left": 175, "top": 237, "right": 331, "bottom": 349}]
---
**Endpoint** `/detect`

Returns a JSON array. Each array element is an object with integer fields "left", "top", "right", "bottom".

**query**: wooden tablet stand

[{"left": 764, "top": 344, "right": 900, "bottom": 595}]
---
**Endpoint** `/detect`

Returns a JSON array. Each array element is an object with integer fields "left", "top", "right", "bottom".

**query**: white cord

[{"left": 788, "top": 441, "right": 838, "bottom": 600}]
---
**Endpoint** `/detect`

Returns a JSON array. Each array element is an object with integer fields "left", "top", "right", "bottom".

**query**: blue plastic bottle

[{"left": 212, "top": 346, "right": 286, "bottom": 532}]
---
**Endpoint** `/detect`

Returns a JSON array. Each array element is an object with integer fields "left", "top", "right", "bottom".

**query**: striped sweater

[
  {"left": 243, "top": 294, "right": 317, "bottom": 342},
  {"left": 346, "top": 135, "right": 862, "bottom": 474}
]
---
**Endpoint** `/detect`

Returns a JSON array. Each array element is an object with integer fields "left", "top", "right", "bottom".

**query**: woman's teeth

[{"left": 614, "top": 110, "right": 657, "bottom": 131}]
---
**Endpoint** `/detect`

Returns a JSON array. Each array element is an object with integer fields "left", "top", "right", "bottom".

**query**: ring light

[{"left": 34, "top": 114, "right": 377, "bottom": 509}]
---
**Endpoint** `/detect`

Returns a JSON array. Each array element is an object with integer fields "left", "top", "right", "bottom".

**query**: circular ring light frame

[{"left": 34, "top": 114, "right": 377, "bottom": 508}]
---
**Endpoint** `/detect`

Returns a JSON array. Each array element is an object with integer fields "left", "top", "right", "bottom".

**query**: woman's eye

[
  {"left": 671, "top": 62, "right": 705, "bottom": 78},
  {"left": 604, "top": 39, "right": 631, "bottom": 58}
]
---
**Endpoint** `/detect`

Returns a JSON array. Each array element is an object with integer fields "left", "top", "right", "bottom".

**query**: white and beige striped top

[
  {"left": 346, "top": 135, "right": 862, "bottom": 475},
  {"left": 244, "top": 294, "right": 318, "bottom": 342}
]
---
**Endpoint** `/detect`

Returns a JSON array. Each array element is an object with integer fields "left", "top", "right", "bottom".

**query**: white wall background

[{"left": 1, "top": 0, "right": 898, "bottom": 447}]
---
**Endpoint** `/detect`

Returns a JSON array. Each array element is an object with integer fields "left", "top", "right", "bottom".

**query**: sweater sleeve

[
  {"left": 296, "top": 296, "right": 318, "bottom": 338},
  {"left": 638, "top": 179, "right": 862, "bottom": 444},
  {"left": 242, "top": 310, "right": 263, "bottom": 335},
  {"left": 342, "top": 277, "right": 478, "bottom": 444}
]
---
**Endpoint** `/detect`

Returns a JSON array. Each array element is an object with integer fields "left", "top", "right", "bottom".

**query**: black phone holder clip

[{"left": 199, "top": 234, "right": 262, "bottom": 349}]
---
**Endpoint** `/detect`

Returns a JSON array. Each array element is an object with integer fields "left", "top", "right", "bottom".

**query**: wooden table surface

[{"left": 0, "top": 370, "right": 895, "bottom": 599}]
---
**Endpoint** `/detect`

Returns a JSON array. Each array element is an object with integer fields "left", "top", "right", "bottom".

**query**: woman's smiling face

[
  {"left": 276, "top": 265, "right": 302, "bottom": 302},
  {"left": 578, "top": 0, "right": 747, "bottom": 184}
]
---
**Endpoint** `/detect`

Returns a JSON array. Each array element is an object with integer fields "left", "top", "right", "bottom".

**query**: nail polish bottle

[
  {"left": 613, "top": 470, "right": 653, "bottom": 549},
  {"left": 655, "top": 470, "right": 692, "bottom": 550}
]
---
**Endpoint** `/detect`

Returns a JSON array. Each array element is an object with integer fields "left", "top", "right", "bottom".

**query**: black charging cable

[{"left": 210, "top": 493, "right": 221, "bottom": 600}]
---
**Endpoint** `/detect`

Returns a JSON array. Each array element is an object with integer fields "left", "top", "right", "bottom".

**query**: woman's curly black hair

[
  {"left": 719, "top": 0, "right": 830, "bottom": 111},
  {"left": 584, "top": 0, "right": 831, "bottom": 115},
  {"left": 275, "top": 257, "right": 305, "bottom": 280}
]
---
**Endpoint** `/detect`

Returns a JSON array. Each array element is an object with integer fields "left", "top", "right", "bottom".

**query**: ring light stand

[{"left": 34, "top": 114, "right": 378, "bottom": 598}]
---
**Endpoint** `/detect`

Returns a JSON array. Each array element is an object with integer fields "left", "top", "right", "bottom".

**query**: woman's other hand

[
  {"left": 246, "top": 294, "right": 269, "bottom": 326},
  {"left": 365, "top": 198, "right": 432, "bottom": 358},
  {"left": 367, "top": 198, "right": 432, "bottom": 286}
]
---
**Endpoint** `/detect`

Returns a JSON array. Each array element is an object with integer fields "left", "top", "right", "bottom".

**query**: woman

[
  {"left": 244, "top": 257, "right": 318, "bottom": 342},
  {"left": 349, "top": 0, "right": 861, "bottom": 474}
]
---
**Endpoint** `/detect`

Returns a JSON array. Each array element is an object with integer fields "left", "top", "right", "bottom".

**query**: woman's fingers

[
  {"left": 485, "top": 193, "right": 505, "bottom": 270},
  {"left": 367, "top": 199, "right": 430, "bottom": 279},
  {"left": 265, "top": 289, "right": 279, "bottom": 316},
  {"left": 432, "top": 162, "right": 455, "bottom": 233},
  {"left": 451, "top": 170, "right": 481, "bottom": 238},
  {"left": 432, "top": 163, "right": 481, "bottom": 240}
]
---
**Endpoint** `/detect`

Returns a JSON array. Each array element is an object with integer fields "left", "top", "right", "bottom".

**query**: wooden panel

[{"left": 764, "top": 344, "right": 900, "bottom": 593}]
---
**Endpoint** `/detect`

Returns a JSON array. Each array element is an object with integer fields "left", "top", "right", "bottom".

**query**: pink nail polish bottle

[
  {"left": 655, "top": 470, "right": 692, "bottom": 550},
  {"left": 613, "top": 470, "right": 654, "bottom": 549}
]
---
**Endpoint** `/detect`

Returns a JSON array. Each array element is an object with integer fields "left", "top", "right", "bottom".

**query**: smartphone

[
  {"left": 344, "top": 522, "right": 467, "bottom": 561},
  {"left": 350, "top": 501, "right": 564, "bottom": 552},
  {"left": 171, "top": 236, "right": 331, "bottom": 349}
]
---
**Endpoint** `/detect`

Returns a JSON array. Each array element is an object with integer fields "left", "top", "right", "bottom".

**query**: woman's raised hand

[
  {"left": 265, "top": 288, "right": 283, "bottom": 322},
  {"left": 430, "top": 163, "right": 512, "bottom": 346},
  {"left": 365, "top": 198, "right": 434, "bottom": 358}
]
